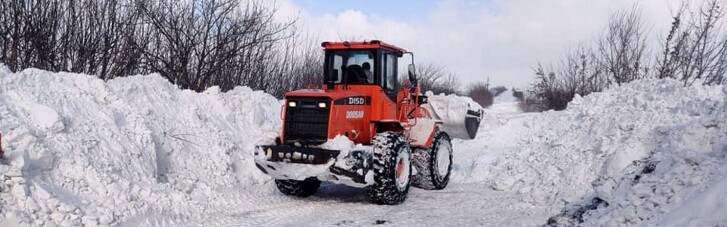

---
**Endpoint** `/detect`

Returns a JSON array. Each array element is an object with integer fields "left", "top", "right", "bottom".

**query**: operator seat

[{"left": 345, "top": 65, "right": 368, "bottom": 84}]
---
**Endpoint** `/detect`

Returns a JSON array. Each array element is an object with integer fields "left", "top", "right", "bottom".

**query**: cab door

[{"left": 379, "top": 51, "right": 398, "bottom": 102}]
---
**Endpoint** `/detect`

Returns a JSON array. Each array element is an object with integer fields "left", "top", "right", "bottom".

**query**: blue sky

[
  {"left": 290, "top": 0, "right": 440, "bottom": 21},
  {"left": 280, "top": 0, "right": 678, "bottom": 89}
]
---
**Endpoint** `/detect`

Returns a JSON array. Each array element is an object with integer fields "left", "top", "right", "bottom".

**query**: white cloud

[{"left": 276, "top": 0, "right": 684, "bottom": 88}]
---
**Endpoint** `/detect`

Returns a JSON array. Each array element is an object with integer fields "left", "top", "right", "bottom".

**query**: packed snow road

[{"left": 133, "top": 183, "right": 549, "bottom": 226}]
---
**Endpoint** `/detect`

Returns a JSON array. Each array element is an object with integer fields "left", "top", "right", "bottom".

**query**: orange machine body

[{"left": 278, "top": 40, "right": 437, "bottom": 148}]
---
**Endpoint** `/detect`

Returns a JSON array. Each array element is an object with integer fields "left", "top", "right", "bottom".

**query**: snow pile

[
  {"left": 0, "top": 67, "right": 281, "bottom": 226},
  {"left": 452, "top": 78, "right": 727, "bottom": 225}
]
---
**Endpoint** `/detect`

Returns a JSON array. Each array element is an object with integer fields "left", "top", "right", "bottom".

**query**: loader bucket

[{"left": 422, "top": 94, "right": 484, "bottom": 140}]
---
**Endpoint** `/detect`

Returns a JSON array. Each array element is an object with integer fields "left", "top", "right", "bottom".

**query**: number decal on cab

[
  {"left": 334, "top": 96, "right": 370, "bottom": 105},
  {"left": 348, "top": 97, "right": 365, "bottom": 105},
  {"left": 346, "top": 111, "right": 364, "bottom": 119}
]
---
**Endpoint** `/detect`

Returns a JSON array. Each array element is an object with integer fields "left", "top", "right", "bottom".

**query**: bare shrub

[
  {"left": 596, "top": 5, "right": 648, "bottom": 85},
  {"left": 0, "top": 0, "right": 137, "bottom": 76},
  {"left": 656, "top": 0, "right": 727, "bottom": 85},
  {"left": 528, "top": 46, "right": 600, "bottom": 111},
  {"left": 264, "top": 32, "right": 323, "bottom": 98},
  {"left": 466, "top": 82, "right": 494, "bottom": 108},
  {"left": 0, "top": 0, "right": 321, "bottom": 96},
  {"left": 528, "top": 6, "right": 647, "bottom": 111},
  {"left": 528, "top": 65, "right": 577, "bottom": 111},
  {"left": 133, "top": 0, "right": 297, "bottom": 92},
  {"left": 414, "top": 63, "right": 461, "bottom": 95}
]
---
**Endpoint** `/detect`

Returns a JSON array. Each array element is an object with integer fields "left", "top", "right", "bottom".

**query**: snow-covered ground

[
  {"left": 1, "top": 67, "right": 725, "bottom": 226},
  {"left": 460, "top": 81, "right": 727, "bottom": 226},
  {"left": 484, "top": 89, "right": 522, "bottom": 114}
]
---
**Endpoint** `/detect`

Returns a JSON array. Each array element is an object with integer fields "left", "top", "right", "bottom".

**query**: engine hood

[{"left": 284, "top": 87, "right": 370, "bottom": 101}]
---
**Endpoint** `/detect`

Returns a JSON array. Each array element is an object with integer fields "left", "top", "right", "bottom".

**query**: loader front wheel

[
  {"left": 412, "top": 130, "right": 452, "bottom": 190},
  {"left": 367, "top": 132, "right": 412, "bottom": 205},
  {"left": 274, "top": 178, "right": 321, "bottom": 197}
]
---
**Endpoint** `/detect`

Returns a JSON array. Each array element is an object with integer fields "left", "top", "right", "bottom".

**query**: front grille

[{"left": 284, "top": 97, "right": 331, "bottom": 145}]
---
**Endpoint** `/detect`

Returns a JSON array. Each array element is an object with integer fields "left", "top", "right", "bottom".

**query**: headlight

[
  {"left": 288, "top": 101, "right": 297, "bottom": 107},
  {"left": 318, "top": 102, "right": 327, "bottom": 108}
]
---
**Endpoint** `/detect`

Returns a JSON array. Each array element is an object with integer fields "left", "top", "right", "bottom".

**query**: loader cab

[{"left": 322, "top": 41, "right": 404, "bottom": 102}]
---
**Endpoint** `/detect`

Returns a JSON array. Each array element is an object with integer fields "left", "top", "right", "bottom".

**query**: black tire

[
  {"left": 274, "top": 178, "right": 321, "bottom": 197},
  {"left": 412, "top": 130, "right": 452, "bottom": 190},
  {"left": 367, "top": 132, "right": 412, "bottom": 205}
]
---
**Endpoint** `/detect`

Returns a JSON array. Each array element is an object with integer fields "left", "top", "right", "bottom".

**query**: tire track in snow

[{"left": 188, "top": 183, "right": 549, "bottom": 226}]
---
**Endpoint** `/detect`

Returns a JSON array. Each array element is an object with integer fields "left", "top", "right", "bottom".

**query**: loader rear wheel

[
  {"left": 274, "top": 178, "right": 321, "bottom": 197},
  {"left": 412, "top": 130, "right": 452, "bottom": 190},
  {"left": 367, "top": 132, "right": 412, "bottom": 205}
]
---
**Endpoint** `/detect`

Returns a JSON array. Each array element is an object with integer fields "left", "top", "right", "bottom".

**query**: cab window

[
  {"left": 384, "top": 53, "right": 397, "bottom": 91},
  {"left": 326, "top": 50, "right": 375, "bottom": 85}
]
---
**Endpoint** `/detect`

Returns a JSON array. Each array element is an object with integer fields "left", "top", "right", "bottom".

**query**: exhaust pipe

[{"left": 422, "top": 94, "right": 484, "bottom": 140}]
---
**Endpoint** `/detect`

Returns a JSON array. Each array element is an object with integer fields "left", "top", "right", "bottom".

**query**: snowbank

[
  {"left": 0, "top": 68, "right": 281, "bottom": 226},
  {"left": 453, "top": 78, "right": 727, "bottom": 225}
]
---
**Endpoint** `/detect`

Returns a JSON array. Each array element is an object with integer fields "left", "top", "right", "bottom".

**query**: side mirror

[
  {"left": 408, "top": 64, "right": 417, "bottom": 82},
  {"left": 417, "top": 95, "right": 428, "bottom": 104}
]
